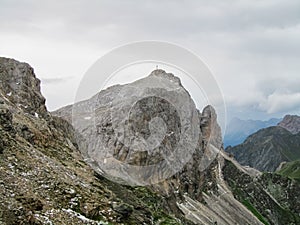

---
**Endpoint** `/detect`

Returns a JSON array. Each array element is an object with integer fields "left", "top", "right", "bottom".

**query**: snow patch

[
  {"left": 34, "top": 214, "right": 53, "bottom": 225},
  {"left": 62, "top": 208, "right": 109, "bottom": 224}
]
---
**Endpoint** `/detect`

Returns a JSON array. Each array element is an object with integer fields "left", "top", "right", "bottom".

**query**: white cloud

[{"left": 260, "top": 92, "right": 300, "bottom": 114}]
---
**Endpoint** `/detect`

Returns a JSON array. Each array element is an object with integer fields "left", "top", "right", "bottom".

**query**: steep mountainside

[
  {"left": 224, "top": 117, "right": 280, "bottom": 147},
  {"left": 278, "top": 115, "right": 300, "bottom": 134},
  {"left": 226, "top": 126, "right": 300, "bottom": 172},
  {"left": 1, "top": 57, "right": 300, "bottom": 225}
]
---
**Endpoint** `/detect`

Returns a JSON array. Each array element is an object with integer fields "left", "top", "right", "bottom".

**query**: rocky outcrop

[
  {"left": 200, "top": 105, "right": 223, "bottom": 150},
  {"left": 278, "top": 114, "right": 300, "bottom": 134},
  {"left": 0, "top": 57, "right": 47, "bottom": 117}
]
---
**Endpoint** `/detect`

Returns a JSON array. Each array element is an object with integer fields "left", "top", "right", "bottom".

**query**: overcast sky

[{"left": 1, "top": 0, "right": 300, "bottom": 122}]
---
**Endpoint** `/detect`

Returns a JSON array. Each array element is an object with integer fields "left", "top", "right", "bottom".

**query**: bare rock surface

[
  {"left": 278, "top": 114, "right": 300, "bottom": 134},
  {"left": 0, "top": 58, "right": 47, "bottom": 117}
]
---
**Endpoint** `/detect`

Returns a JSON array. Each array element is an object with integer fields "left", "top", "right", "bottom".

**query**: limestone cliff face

[
  {"left": 200, "top": 105, "right": 223, "bottom": 150},
  {"left": 0, "top": 58, "right": 47, "bottom": 117},
  {"left": 278, "top": 114, "right": 300, "bottom": 134},
  {"left": 54, "top": 70, "right": 224, "bottom": 187}
]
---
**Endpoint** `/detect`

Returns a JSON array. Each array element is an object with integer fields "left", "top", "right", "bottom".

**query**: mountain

[
  {"left": 0, "top": 58, "right": 189, "bottom": 224},
  {"left": 1, "top": 57, "right": 300, "bottom": 224},
  {"left": 226, "top": 117, "right": 300, "bottom": 172},
  {"left": 55, "top": 68, "right": 300, "bottom": 224},
  {"left": 224, "top": 117, "right": 281, "bottom": 147},
  {"left": 53, "top": 69, "right": 225, "bottom": 186},
  {"left": 278, "top": 114, "right": 300, "bottom": 134}
]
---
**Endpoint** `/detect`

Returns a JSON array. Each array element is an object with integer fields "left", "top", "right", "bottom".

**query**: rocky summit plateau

[{"left": 1, "top": 57, "right": 300, "bottom": 225}]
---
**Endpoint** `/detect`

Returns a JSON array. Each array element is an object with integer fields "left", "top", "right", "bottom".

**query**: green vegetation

[
  {"left": 94, "top": 178, "right": 183, "bottom": 225},
  {"left": 223, "top": 160, "right": 300, "bottom": 225},
  {"left": 242, "top": 199, "right": 269, "bottom": 225},
  {"left": 277, "top": 160, "right": 300, "bottom": 181},
  {"left": 130, "top": 186, "right": 181, "bottom": 224}
]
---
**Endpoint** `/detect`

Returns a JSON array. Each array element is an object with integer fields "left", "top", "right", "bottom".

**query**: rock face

[
  {"left": 0, "top": 58, "right": 47, "bottom": 117},
  {"left": 56, "top": 69, "right": 203, "bottom": 186},
  {"left": 200, "top": 105, "right": 223, "bottom": 150},
  {"left": 1, "top": 57, "right": 300, "bottom": 225},
  {"left": 278, "top": 114, "right": 300, "bottom": 134}
]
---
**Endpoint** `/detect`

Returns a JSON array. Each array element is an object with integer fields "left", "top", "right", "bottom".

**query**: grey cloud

[
  {"left": 224, "top": 75, "right": 300, "bottom": 118},
  {"left": 1, "top": 0, "right": 300, "bottom": 119},
  {"left": 256, "top": 78, "right": 300, "bottom": 96},
  {"left": 2, "top": 0, "right": 300, "bottom": 41}
]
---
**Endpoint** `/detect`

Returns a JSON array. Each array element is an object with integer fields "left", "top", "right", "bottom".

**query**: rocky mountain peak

[
  {"left": 149, "top": 69, "right": 182, "bottom": 86},
  {"left": 57, "top": 69, "right": 201, "bottom": 186},
  {"left": 278, "top": 114, "right": 300, "bottom": 134},
  {"left": 200, "top": 105, "right": 223, "bottom": 149},
  {"left": 0, "top": 57, "right": 47, "bottom": 117}
]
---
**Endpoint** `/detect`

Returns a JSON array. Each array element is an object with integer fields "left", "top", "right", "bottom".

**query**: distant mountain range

[
  {"left": 224, "top": 117, "right": 281, "bottom": 147},
  {"left": 226, "top": 115, "right": 300, "bottom": 172}
]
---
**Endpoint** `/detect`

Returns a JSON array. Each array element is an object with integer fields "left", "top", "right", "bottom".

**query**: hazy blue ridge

[{"left": 224, "top": 117, "right": 281, "bottom": 147}]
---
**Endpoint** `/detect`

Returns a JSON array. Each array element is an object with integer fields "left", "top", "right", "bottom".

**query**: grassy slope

[{"left": 278, "top": 160, "right": 300, "bottom": 181}]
